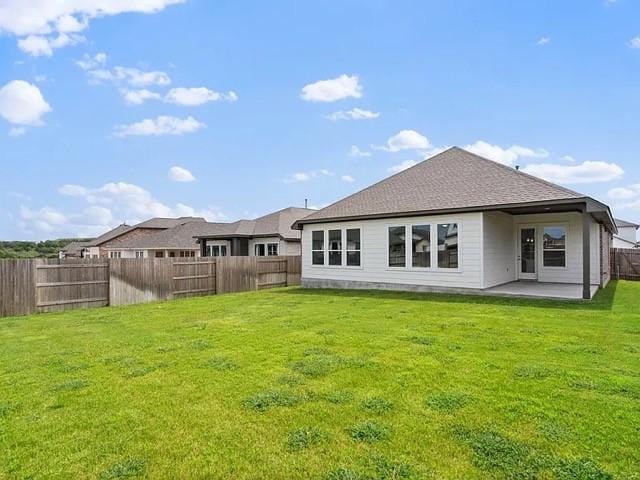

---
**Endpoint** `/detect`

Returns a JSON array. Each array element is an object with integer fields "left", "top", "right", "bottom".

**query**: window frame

[
  {"left": 310, "top": 226, "right": 363, "bottom": 269},
  {"left": 542, "top": 225, "right": 567, "bottom": 269},
  {"left": 411, "top": 224, "right": 431, "bottom": 269},
  {"left": 267, "top": 243, "right": 279, "bottom": 256},
  {"left": 385, "top": 220, "right": 462, "bottom": 273},
  {"left": 345, "top": 228, "right": 362, "bottom": 267},
  {"left": 437, "top": 222, "right": 459, "bottom": 270},
  {"left": 311, "top": 230, "right": 325, "bottom": 266},
  {"left": 328, "top": 229, "right": 343, "bottom": 266}
]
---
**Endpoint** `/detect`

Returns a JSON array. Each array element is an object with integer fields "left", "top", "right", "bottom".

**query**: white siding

[
  {"left": 482, "top": 212, "right": 516, "bottom": 288},
  {"left": 302, "top": 212, "right": 483, "bottom": 289},
  {"left": 617, "top": 226, "right": 638, "bottom": 244},
  {"left": 512, "top": 213, "right": 600, "bottom": 285},
  {"left": 284, "top": 240, "right": 301, "bottom": 255}
]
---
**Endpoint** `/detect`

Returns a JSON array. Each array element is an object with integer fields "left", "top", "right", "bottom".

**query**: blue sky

[{"left": 1, "top": 0, "right": 639, "bottom": 240}]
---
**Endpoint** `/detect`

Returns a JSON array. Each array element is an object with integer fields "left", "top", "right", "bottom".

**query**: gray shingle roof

[
  {"left": 60, "top": 240, "right": 93, "bottom": 255},
  {"left": 87, "top": 217, "right": 206, "bottom": 247},
  {"left": 87, "top": 224, "right": 133, "bottom": 246},
  {"left": 296, "top": 147, "right": 589, "bottom": 225},
  {"left": 117, "top": 221, "right": 209, "bottom": 249},
  {"left": 614, "top": 218, "right": 639, "bottom": 229},
  {"left": 194, "top": 207, "right": 316, "bottom": 240}
]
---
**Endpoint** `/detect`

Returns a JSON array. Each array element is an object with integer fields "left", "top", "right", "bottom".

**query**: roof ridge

[{"left": 450, "top": 146, "right": 584, "bottom": 199}]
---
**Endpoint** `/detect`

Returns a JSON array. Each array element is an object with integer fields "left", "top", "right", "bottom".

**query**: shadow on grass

[{"left": 272, "top": 280, "right": 618, "bottom": 311}]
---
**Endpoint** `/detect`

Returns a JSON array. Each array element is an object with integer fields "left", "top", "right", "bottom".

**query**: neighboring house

[
  {"left": 293, "top": 147, "right": 617, "bottom": 300},
  {"left": 98, "top": 217, "right": 206, "bottom": 258},
  {"left": 194, "top": 207, "right": 316, "bottom": 257},
  {"left": 59, "top": 240, "right": 93, "bottom": 259},
  {"left": 612, "top": 218, "right": 639, "bottom": 249}
]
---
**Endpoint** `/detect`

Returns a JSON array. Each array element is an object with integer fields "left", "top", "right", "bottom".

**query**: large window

[
  {"left": 412, "top": 225, "right": 431, "bottom": 268},
  {"left": 543, "top": 226, "right": 566, "bottom": 267},
  {"left": 437, "top": 223, "right": 458, "bottom": 268},
  {"left": 312, "top": 231, "right": 324, "bottom": 265},
  {"left": 388, "top": 226, "right": 406, "bottom": 267},
  {"left": 346, "top": 228, "right": 361, "bottom": 266},
  {"left": 328, "top": 229, "right": 342, "bottom": 266},
  {"left": 267, "top": 243, "right": 278, "bottom": 256}
]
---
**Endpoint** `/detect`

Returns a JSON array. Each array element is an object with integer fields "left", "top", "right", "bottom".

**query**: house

[
  {"left": 293, "top": 147, "right": 617, "bottom": 300},
  {"left": 194, "top": 207, "right": 315, "bottom": 257},
  {"left": 612, "top": 218, "right": 639, "bottom": 249},
  {"left": 60, "top": 217, "right": 205, "bottom": 259},
  {"left": 97, "top": 217, "right": 206, "bottom": 258},
  {"left": 58, "top": 240, "right": 93, "bottom": 259}
]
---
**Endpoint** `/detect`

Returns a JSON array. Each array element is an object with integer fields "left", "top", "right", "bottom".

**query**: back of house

[{"left": 293, "top": 147, "right": 616, "bottom": 300}]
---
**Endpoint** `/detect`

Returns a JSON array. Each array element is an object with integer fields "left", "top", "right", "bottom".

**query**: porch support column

[{"left": 581, "top": 204, "right": 591, "bottom": 300}]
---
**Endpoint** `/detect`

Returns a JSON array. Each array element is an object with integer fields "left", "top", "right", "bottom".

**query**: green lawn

[{"left": 1, "top": 282, "right": 639, "bottom": 479}]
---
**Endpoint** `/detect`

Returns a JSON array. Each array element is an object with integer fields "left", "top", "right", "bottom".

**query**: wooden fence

[
  {"left": 611, "top": 248, "right": 640, "bottom": 281},
  {"left": 0, "top": 256, "right": 301, "bottom": 318}
]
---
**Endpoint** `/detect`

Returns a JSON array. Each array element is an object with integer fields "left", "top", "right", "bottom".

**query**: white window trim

[
  {"left": 310, "top": 226, "right": 363, "bottom": 269},
  {"left": 541, "top": 224, "right": 568, "bottom": 270},
  {"left": 385, "top": 220, "right": 462, "bottom": 273},
  {"left": 267, "top": 242, "right": 279, "bottom": 256}
]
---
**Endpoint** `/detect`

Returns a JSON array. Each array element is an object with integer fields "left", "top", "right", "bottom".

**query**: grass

[{"left": 0, "top": 281, "right": 638, "bottom": 478}]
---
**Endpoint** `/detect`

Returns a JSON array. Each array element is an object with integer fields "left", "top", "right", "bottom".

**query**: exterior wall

[
  {"left": 284, "top": 240, "right": 301, "bottom": 256},
  {"left": 617, "top": 226, "right": 638, "bottom": 244},
  {"left": 600, "top": 226, "right": 611, "bottom": 288},
  {"left": 106, "top": 248, "right": 199, "bottom": 258},
  {"left": 301, "top": 212, "right": 483, "bottom": 290},
  {"left": 249, "top": 236, "right": 281, "bottom": 256},
  {"left": 482, "top": 211, "right": 516, "bottom": 288},
  {"left": 512, "top": 212, "right": 600, "bottom": 285}
]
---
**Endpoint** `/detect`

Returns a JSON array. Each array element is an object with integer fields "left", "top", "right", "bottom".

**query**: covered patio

[{"left": 484, "top": 281, "right": 599, "bottom": 300}]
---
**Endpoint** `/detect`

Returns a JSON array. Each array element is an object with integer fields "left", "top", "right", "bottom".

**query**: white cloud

[
  {"left": 9, "top": 127, "right": 26, "bottom": 137},
  {"left": 378, "top": 129, "right": 431, "bottom": 152},
  {"left": 561, "top": 155, "right": 576, "bottom": 163},
  {"left": 88, "top": 66, "right": 171, "bottom": 87},
  {"left": 284, "top": 169, "right": 334, "bottom": 184},
  {"left": 522, "top": 161, "right": 624, "bottom": 184},
  {"left": 18, "top": 32, "right": 84, "bottom": 56},
  {"left": 629, "top": 36, "right": 640, "bottom": 49},
  {"left": 341, "top": 175, "right": 355, "bottom": 182},
  {"left": 388, "top": 159, "right": 418, "bottom": 174},
  {"left": 325, "top": 107, "right": 379, "bottom": 121},
  {"left": 122, "top": 89, "right": 162, "bottom": 105},
  {"left": 0, "top": 80, "right": 52, "bottom": 126},
  {"left": 0, "top": 0, "right": 184, "bottom": 56},
  {"left": 28, "top": 180, "right": 227, "bottom": 236},
  {"left": 168, "top": 166, "right": 196, "bottom": 182},
  {"left": 76, "top": 52, "right": 107, "bottom": 70},
  {"left": 608, "top": 185, "right": 640, "bottom": 200},
  {"left": 113, "top": 116, "right": 205, "bottom": 137},
  {"left": 464, "top": 140, "right": 548, "bottom": 166},
  {"left": 164, "top": 87, "right": 238, "bottom": 106},
  {"left": 300, "top": 74, "right": 362, "bottom": 102},
  {"left": 348, "top": 145, "right": 371, "bottom": 158},
  {"left": 537, "top": 36, "right": 551, "bottom": 45}
]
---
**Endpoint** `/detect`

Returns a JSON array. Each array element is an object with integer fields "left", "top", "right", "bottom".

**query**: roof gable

[{"left": 297, "top": 147, "right": 586, "bottom": 224}]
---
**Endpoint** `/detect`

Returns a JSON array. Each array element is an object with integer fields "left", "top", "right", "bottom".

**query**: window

[
  {"left": 346, "top": 228, "right": 361, "bottom": 266},
  {"left": 267, "top": 243, "right": 278, "bottom": 256},
  {"left": 388, "top": 226, "right": 406, "bottom": 267},
  {"left": 155, "top": 251, "right": 164, "bottom": 258},
  {"left": 437, "top": 223, "right": 458, "bottom": 268},
  {"left": 254, "top": 243, "right": 266, "bottom": 256},
  {"left": 312, "top": 231, "right": 324, "bottom": 265},
  {"left": 109, "top": 251, "right": 121, "bottom": 259},
  {"left": 135, "top": 251, "right": 144, "bottom": 259},
  {"left": 169, "top": 252, "right": 176, "bottom": 258},
  {"left": 412, "top": 225, "right": 431, "bottom": 268},
  {"left": 543, "top": 226, "right": 566, "bottom": 267},
  {"left": 328, "top": 229, "right": 342, "bottom": 265},
  {"left": 207, "top": 245, "right": 227, "bottom": 257}
]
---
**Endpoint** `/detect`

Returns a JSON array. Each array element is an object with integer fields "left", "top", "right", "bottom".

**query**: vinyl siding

[
  {"left": 302, "top": 212, "right": 483, "bottom": 289},
  {"left": 482, "top": 212, "right": 516, "bottom": 288}
]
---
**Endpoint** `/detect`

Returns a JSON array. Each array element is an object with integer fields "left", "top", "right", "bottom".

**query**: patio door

[{"left": 518, "top": 227, "right": 537, "bottom": 280}]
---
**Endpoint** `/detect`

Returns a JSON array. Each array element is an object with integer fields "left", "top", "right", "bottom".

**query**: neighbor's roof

[
  {"left": 60, "top": 240, "right": 93, "bottom": 254},
  {"left": 194, "top": 207, "right": 316, "bottom": 241},
  {"left": 87, "top": 217, "right": 206, "bottom": 246},
  {"left": 114, "top": 221, "right": 210, "bottom": 250},
  {"left": 295, "top": 147, "right": 612, "bottom": 227},
  {"left": 614, "top": 218, "right": 639, "bottom": 229}
]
